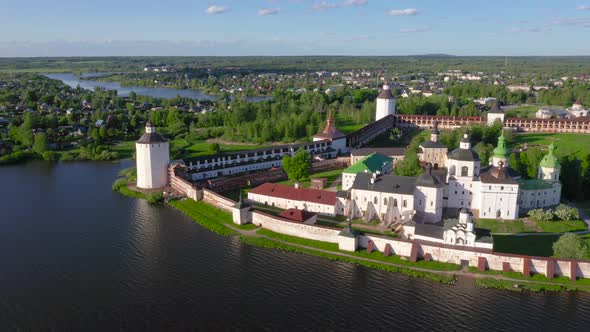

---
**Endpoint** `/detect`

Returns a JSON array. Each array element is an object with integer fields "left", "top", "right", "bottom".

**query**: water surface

[{"left": 0, "top": 161, "right": 589, "bottom": 330}]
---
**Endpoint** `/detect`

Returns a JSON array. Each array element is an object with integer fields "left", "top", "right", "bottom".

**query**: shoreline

[{"left": 113, "top": 183, "right": 590, "bottom": 293}]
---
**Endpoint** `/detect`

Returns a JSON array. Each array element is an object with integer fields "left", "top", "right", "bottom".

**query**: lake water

[
  {"left": 1, "top": 161, "right": 590, "bottom": 330},
  {"left": 44, "top": 73, "right": 271, "bottom": 102}
]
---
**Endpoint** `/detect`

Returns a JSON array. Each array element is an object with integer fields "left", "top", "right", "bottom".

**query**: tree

[
  {"left": 553, "top": 233, "right": 589, "bottom": 259},
  {"left": 554, "top": 204, "right": 580, "bottom": 221},
  {"left": 208, "top": 143, "right": 220, "bottom": 154},
  {"left": 394, "top": 154, "right": 423, "bottom": 176},
  {"left": 33, "top": 133, "right": 49, "bottom": 155},
  {"left": 282, "top": 148, "right": 311, "bottom": 182}
]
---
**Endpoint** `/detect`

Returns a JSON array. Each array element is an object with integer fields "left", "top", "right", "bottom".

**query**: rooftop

[
  {"left": 351, "top": 173, "right": 417, "bottom": 195},
  {"left": 343, "top": 152, "right": 392, "bottom": 174},
  {"left": 279, "top": 209, "right": 316, "bottom": 222},
  {"left": 249, "top": 182, "right": 337, "bottom": 206}
]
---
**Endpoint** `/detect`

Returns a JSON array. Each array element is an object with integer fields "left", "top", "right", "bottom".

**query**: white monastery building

[{"left": 136, "top": 121, "right": 170, "bottom": 189}]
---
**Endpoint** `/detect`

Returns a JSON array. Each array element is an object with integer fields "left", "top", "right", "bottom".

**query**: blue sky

[{"left": 1, "top": 0, "right": 590, "bottom": 56}]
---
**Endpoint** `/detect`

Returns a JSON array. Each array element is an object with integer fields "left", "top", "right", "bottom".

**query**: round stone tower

[
  {"left": 375, "top": 84, "right": 396, "bottom": 121},
  {"left": 136, "top": 121, "right": 170, "bottom": 189},
  {"left": 538, "top": 143, "right": 560, "bottom": 181}
]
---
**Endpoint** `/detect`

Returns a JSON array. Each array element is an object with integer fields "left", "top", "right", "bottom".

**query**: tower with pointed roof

[
  {"left": 491, "top": 131, "right": 509, "bottom": 167},
  {"left": 313, "top": 111, "right": 347, "bottom": 154},
  {"left": 486, "top": 102, "right": 505, "bottom": 126},
  {"left": 375, "top": 83, "right": 396, "bottom": 121},
  {"left": 136, "top": 121, "right": 170, "bottom": 189},
  {"left": 538, "top": 143, "right": 561, "bottom": 181}
]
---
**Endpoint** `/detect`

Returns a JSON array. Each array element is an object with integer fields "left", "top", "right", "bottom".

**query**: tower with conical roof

[
  {"left": 313, "top": 110, "right": 347, "bottom": 154},
  {"left": 136, "top": 121, "right": 170, "bottom": 189},
  {"left": 375, "top": 83, "right": 396, "bottom": 121},
  {"left": 538, "top": 143, "right": 561, "bottom": 181},
  {"left": 491, "top": 131, "right": 509, "bottom": 167}
]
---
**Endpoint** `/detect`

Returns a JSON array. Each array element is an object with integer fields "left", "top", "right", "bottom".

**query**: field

[
  {"left": 504, "top": 105, "right": 538, "bottom": 119},
  {"left": 476, "top": 218, "right": 587, "bottom": 234},
  {"left": 493, "top": 234, "right": 560, "bottom": 257},
  {"left": 512, "top": 132, "right": 590, "bottom": 159}
]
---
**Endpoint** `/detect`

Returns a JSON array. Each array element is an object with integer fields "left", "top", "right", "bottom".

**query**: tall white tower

[
  {"left": 375, "top": 84, "right": 396, "bottom": 121},
  {"left": 136, "top": 121, "right": 170, "bottom": 189}
]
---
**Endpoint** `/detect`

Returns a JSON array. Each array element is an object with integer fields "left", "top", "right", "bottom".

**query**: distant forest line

[{"left": 3, "top": 56, "right": 590, "bottom": 75}]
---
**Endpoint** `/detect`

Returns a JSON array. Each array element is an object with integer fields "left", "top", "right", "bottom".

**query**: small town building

[
  {"left": 279, "top": 209, "right": 317, "bottom": 225},
  {"left": 418, "top": 123, "right": 447, "bottom": 168}
]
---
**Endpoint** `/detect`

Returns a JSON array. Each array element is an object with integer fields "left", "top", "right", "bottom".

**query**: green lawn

[
  {"left": 169, "top": 199, "right": 257, "bottom": 235},
  {"left": 493, "top": 234, "right": 560, "bottom": 257},
  {"left": 512, "top": 133, "right": 590, "bottom": 159},
  {"left": 536, "top": 220, "right": 587, "bottom": 233},
  {"left": 476, "top": 219, "right": 537, "bottom": 233},
  {"left": 183, "top": 140, "right": 269, "bottom": 158},
  {"left": 112, "top": 140, "right": 136, "bottom": 158},
  {"left": 276, "top": 168, "right": 344, "bottom": 188},
  {"left": 476, "top": 218, "right": 587, "bottom": 234},
  {"left": 505, "top": 105, "right": 538, "bottom": 119}
]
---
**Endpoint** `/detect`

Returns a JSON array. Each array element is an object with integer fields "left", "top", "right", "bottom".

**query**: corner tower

[
  {"left": 136, "top": 121, "right": 170, "bottom": 189},
  {"left": 376, "top": 84, "right": 396, "bottom": 121}
]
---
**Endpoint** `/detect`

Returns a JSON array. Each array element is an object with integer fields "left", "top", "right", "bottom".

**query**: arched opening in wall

[
  {"left": 496, "top": 210, "right": 501, "bottom": 218},
  {"left": 434, "top": 163, "right": 439, "bottom": 169}
]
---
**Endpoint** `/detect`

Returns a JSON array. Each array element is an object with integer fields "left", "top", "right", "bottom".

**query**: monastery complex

[{"left": 133, "top": 84, "right": 590, "bottom": 280}]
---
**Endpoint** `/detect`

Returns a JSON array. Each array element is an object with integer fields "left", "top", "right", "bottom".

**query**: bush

[
  {"left": 554, "top": 204, "right": 579, "bottom": 221},
  {"left": 146, "top": 192, "right": 164, "bottom": 204},
  {"left": 527, "top": 208, "right": 554, "bottom": 222},
  {"left": 553, "top": 233, "right": 589, "bottom": 259}
]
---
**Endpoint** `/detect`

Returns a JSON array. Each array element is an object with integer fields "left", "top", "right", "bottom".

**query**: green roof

[
  {"left": 344, "top": 152, "right": 393, "bottom": 174},
  {"left": 519, "top": 179, "right": 554, "bottom": 190},
  {"left": 493, "top": 132, "right": 509, "bottom": 158},
  {"left": 539, "top": 143, "right": 560, "bottom": 168}
]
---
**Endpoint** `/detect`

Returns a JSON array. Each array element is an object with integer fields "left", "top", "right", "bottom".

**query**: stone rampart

[{"left": 252, "top": 211, "right": 341, "bottom": 244}]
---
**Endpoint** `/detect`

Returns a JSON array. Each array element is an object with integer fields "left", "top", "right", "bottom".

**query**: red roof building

[
  {"left": 249, "top": 183, "right": 337, "bottom": 206},
  {"left": 279, "top": 209, "right": 317, "bottom": 223},
  {"left": 313, "top": 112, "right": 346, "bottom": 141}
]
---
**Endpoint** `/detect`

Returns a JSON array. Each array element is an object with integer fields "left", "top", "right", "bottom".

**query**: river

[
  {"left": 1, "top": 161, "right": 590, "bottom": 330},
  {"left": 43, "top": 73, "right": 271, "bottom": 102}
]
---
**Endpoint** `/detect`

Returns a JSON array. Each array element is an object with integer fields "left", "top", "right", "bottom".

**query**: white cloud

[
  {"left": 388, "top": 8, "right": 420, "bottom": 16},
  {"left": 205, "top": 5, "right": 231, "bottom": 15},
  {"left": 343, "top": 0, "right": 368, "bottom": 6},
  {"left": 313, "top": 1, "right": 339, "bottom": 10},
  {"left": 507, "top": 26, "right": 546, "bottom": 33},
  {"left": 547, "top": 17, "right": 590, "bottom": 27},
  {"left": 577, "top": 5, "right": 590, "bottom": 10},
  {"left": 399, "top": 26, "right": 431, "bottom": 33},
  {"left": 259, "top": 8, "right": 280, "bottom": 16}
]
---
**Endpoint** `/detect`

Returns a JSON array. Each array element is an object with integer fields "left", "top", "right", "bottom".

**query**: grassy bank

[{"left": 168, "top": 199, "right": 257, "bottom": 235}]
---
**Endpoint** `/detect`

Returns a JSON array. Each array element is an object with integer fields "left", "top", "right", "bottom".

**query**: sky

[{"left": 1, "top": 0, "right": 590, "bottom": 56}]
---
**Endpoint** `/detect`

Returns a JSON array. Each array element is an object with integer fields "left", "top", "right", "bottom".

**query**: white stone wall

[
  {"left": 350, "top": 189, "right": 414, "bottom": 221},
  {"left": 247, "top": 192, "right": 337, "bottom": 216},
  {"left": 477, "top": 183, "right": 519, "bottom": 219},
  {"left": 414, "top": 185, "right": 443, "bottom": 223},
  {"left": 136, "top": 142, "right": 170, "bottom": 189},
  {"left": 419, "top": 147, "right": 448, "bottom": 168},
  {"left": 376, "top": 98, "right": 396, "bottom": 121},
  {"left": 519, "top": 183, "right": 561, "bottom": 211},
  {"left": 539, "top": 166, "right": 560, "bottom": 181},
  {"left": 342, "top": 173, "right": 357, "bottom": 190},
  {"left": 252, "top": 211, "right": 340, "bottom": 243},
  {"left": 487, "top": 113, "right": 504, "bottom": 125},
  {"left": 446, "top": 178, "right": 480, "bottom": 210}
]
